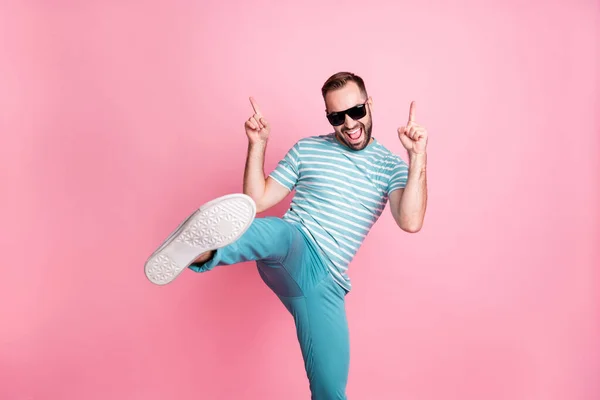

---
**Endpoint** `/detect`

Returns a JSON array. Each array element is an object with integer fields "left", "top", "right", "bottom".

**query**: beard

[{"left": 335, "top": 118, "right": 373, "bottom": 151}]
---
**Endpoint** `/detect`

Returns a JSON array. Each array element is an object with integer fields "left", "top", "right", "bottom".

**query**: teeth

[{"left": 347, "top": 128, "right": 362, "bottom": 140}]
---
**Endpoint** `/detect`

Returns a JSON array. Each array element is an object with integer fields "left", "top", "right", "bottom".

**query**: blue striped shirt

[{"left": 269, "top": 133, "right": 409, "bottom": 291}]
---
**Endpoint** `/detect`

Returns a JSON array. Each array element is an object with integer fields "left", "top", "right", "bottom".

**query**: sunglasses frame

[{"left": 326, "top": 101, "right": 369, "bottom": 126}]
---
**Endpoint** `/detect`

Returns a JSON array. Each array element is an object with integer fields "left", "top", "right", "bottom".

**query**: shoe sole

[{"left": 144, "top": 193, "right": 256, "bottom": 285}]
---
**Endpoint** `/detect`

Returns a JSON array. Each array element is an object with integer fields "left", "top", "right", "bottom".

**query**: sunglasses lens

[
  {"left": 327, "top": 113, "right": 344, "bottom": 126},
  {"left": 347, "top": 105, "right": 367, "bottom": 120}
]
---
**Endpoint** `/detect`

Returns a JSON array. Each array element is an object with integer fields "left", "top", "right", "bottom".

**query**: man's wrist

[
  {"left": 249, "top": 140, "right": 268, "bottom": 152},
  {"left": 409, "top": 151, "right": 427, "bottom": 163},
  {"left": 408, "top": 151, "right": 427, "bottom": 173}
]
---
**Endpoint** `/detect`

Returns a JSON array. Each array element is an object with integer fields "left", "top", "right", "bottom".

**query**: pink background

[{"left": 1, "top": 1, "right": 598, "bottom": 399}]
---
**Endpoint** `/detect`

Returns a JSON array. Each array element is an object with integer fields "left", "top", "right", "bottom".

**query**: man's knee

[
  {"left": 250, "top": 217, "right": 295, "bottom": 253},
  {"left": 252, "top": 217, "right": 290, "bottom": 237}
]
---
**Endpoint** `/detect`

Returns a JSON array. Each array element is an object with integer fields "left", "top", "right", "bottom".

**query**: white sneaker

[{"left": 144, "top": 193, "right": 256, "bottom": 285}]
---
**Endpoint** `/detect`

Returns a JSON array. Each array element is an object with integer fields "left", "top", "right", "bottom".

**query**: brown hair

[{"left": 321, "top": 72, "right": 368, "bottom": 99}]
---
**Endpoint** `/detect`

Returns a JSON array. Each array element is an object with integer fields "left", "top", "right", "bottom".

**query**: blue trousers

[{"left": 189, "top": 217, "right": 350, "bottom": 399}]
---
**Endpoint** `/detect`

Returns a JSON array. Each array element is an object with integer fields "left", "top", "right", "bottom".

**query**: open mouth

[{"left": 345, "top": 127, "right": 363, "bottom": 143}]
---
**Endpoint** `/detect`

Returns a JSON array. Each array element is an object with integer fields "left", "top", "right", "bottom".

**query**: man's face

[{"left": 324, "top": 81, "right": 373, "bottom": 151}]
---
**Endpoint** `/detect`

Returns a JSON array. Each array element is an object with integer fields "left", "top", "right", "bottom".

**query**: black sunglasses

[{"left": 326, "top": 102, "right": 368, "bottom": 126}]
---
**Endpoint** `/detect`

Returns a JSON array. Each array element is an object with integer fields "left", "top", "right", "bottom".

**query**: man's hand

[
  {"left": 245, "top": 97, "right": 270, "bottom": 145},
  {"left": 398, "top": 101, "right": 428, "bottom": 155}
]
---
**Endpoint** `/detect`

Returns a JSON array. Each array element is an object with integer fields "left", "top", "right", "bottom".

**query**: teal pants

[{"left": 189, "top": 217, "right": 350, "bottom": 400}]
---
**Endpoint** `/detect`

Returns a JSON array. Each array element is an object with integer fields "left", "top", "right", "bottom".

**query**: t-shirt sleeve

[
  {"left": 269, "top": 142, "right": 301, "bottom": 191},
  {"left": 387, "top": 156, "right": 409, "bottom": 194}
]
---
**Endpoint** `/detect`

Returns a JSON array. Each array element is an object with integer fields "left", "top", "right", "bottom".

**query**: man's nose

[{"left": 344, "top": 114, "right": 357, "bottom": 128}]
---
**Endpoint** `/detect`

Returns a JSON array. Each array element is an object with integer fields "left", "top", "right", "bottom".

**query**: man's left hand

[{"left": 398, "top": 101, "right": 428, "bottom": 155}]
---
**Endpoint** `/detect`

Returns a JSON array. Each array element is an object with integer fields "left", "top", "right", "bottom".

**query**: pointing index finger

[
  {"left": 249, "top": 97, "right": 262, "bottom": 116},
  {"left": 408, "top": 101, "right": 416, "bottom": 124}
]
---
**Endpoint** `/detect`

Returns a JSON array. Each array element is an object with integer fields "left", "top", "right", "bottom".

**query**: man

[{"left": 144, "top": 72, "right": 428, "bottom": 399}]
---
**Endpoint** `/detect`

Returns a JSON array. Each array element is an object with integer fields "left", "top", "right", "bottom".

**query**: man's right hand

[{"left": 245, "top": 97, "right": 270, "bottom": 145}]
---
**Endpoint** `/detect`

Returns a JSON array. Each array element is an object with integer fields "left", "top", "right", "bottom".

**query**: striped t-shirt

[{"left": 269, "top": 133, "right": 409, "bottom": 291}]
